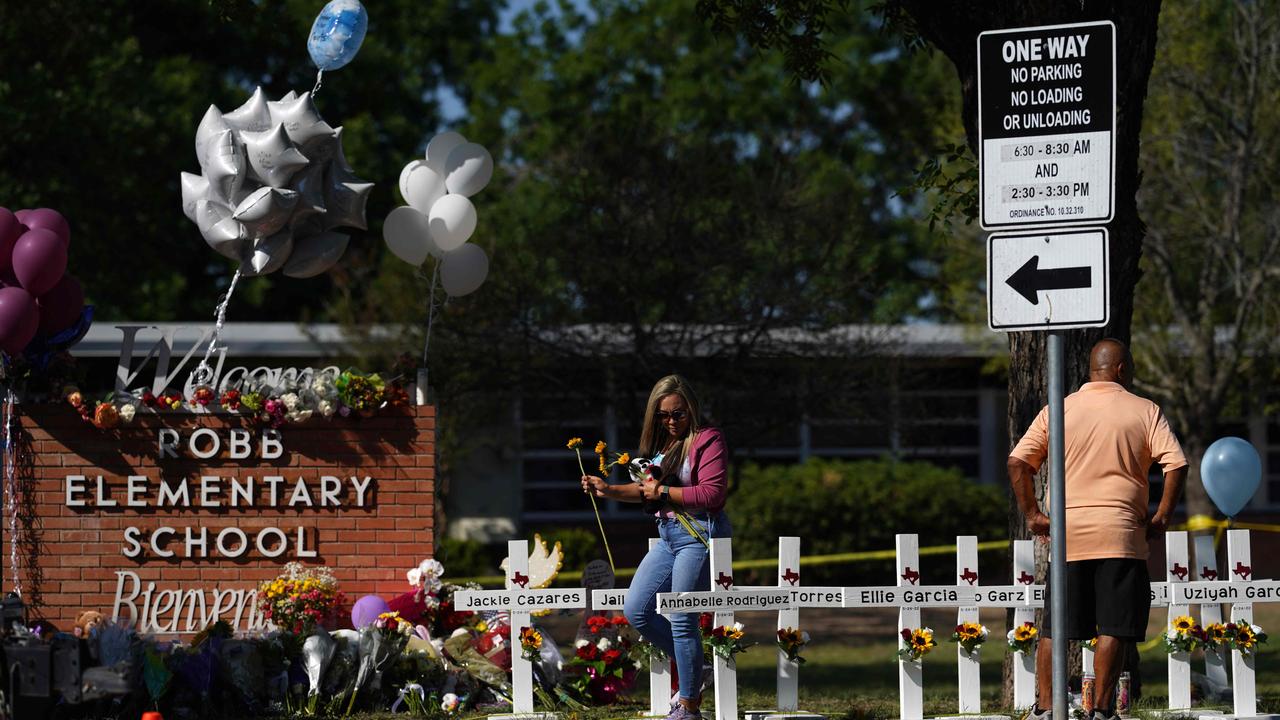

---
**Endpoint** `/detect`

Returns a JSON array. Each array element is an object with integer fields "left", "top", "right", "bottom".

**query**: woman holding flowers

[{"left": 581, "top": 375, "right": 730, "bottom": 720}]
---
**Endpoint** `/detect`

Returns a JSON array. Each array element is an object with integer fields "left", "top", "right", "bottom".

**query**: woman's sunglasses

[{"left": 656, "top": 410, "right": 687, "bottom": 422}]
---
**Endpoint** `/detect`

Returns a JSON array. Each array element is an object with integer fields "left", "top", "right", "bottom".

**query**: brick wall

[{"left": 5, "top": 403, "right": 434, "bottom": 633}]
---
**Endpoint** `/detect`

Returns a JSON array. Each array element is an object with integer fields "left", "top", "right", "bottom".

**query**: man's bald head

[{"left": 1090, "top": 338, "right": 1133, "bottom": 387}]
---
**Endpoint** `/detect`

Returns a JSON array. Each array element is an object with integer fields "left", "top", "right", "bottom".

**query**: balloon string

[
  {"left": 312, "top": 70, "right": 324, "bottom": 97},
  {"left": 421, "top": 260, "right": 440, "bottom": 369},
  {"left": 193, "top": 268, "right": 243, "bottom": 387},
  {"left": 4, "top": 388, "right": 18, "bottom": 597}
]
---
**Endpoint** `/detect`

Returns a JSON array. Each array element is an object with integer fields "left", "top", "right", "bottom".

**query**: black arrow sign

[{"left": 1006, "top": 255, "right": 1092, "bottom": 305}]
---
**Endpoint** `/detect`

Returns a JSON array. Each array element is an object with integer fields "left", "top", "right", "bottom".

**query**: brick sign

[{"left": 8, "top": 404, "right": 434, "bottom": 634}]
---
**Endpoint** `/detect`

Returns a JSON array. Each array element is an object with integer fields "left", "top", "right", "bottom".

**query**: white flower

[
  {"left": 575, "top": 638, "right": 590, "bottom": 648},
  {"left": 979, "top": 625, "right": 989, "bottom": 636},
  {"left": 596, "top": 637, "right": 612, "bottom": 651},
  {"left": 286, "top": 408, "right": 313, "bottom": 423},
  {"left": 431, "top": 638, "right": 445, "bottom": 654},
  {"left": 407, "top": 568, "right": 423, "bottom": 587},
  {"left": 1167, "top": 630, "right": 1179, "bottom": 640},
  {"left": 419, "top": 559, "right": 445, "bottom": 579},
  {"left": 317, "top": 399, "right": 336, "bottom": 418},
  {"left": 450, "top": 628, "right": 470, "bottom": 639},
  {"left": 312, "top": 374, "right": 337, "bottom": 398},
  {"left": 118, "top": 403, "right": 137, "bottom": 423},
  {"left": 281, "top": 392, "right": 300, "bottom": 411},
  {"left": 1252, "top": 624, "right": 1263, "bottom": 634},
  {"left": 1006, "top": 629, "right": 1016, "bottom": 641},
  {"left": 801, "top": 631, "right": 811, "bottom": 643},
  {"left": 441, "top": 693, "right": 460, "bottom": 712},
  {"left": 732, "top": 622, "right": 744, "bottom": 632}
]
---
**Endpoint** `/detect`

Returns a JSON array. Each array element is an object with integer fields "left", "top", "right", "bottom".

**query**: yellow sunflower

[
  {"left": 910, "top": 628, "right": 936, "bottom": 650},
  {"left": 1014, "top": 624, "right": 1038, "bottom": 642},
  {"left": 958, "top": 622, "right": 983, "bottom": 640},
  {"left": 1205, "top": 623, "right": 1227, "bottom": 642},
  {"left": 1172, "top": 615, "right": 1196, "bottom": 632},
  {"left": 1235, "top": 625, "right": 1257, "bottom": 648}
]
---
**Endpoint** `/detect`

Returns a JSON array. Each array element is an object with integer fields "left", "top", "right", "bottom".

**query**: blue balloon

[
  {"left": 1200, "top": 436, "right": 1262, "bottom": 517},
  {"left": 307, "top": 0, "right": 368, "bottom": 72}
]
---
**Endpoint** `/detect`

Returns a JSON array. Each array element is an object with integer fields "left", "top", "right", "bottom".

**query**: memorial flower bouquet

[
  {"left": 567, "top": 615, "right": 640, "bottom": 704},
  {"left": 705, "top": 622, "right": 750, "bottom": 660},
  {"left": 1226, "top": 620, "right": 1268, "bottom": 656},
  {"left": 950, "top": 621, "right": 989, "bottom": 656},
  {"left": 898, "top": 627, "right": 937, "bottom": 662},
  {"left": 1007, "top": 621, "right": 1039, "bottom": 654},
  {"left": 519, "top": 626, "right": 544, "bottom": 663},
  {"left": 1202, "top": 622, "right": 1229, "bottom": 650},
  {"left": 777, "top": 627, "right": 810, "bottom": 664},
  {"left": 1164, "top": 615, "right": 1205, "bottom": 654},
  {"left": 257, "top": 562, "right": 344, "bottom": 634},
  {"left": 335, "top": 369, "right": 386, "bottom": 413}
]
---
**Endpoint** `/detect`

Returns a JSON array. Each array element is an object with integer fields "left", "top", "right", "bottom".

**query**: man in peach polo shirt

[{"left": 1008, "top": 339, "right": 1187, "bottom": 720}]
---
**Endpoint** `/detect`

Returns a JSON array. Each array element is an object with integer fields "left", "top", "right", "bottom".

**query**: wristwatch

[{"left": 659, "top": 485, "right": 670, "bottom": 502}]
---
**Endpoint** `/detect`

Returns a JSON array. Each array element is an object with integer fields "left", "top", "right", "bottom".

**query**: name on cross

[
  {"left": 1170, "top": 580, "right": 1280, "bottom": 604},
  {"left": 453, "top": 588, "right": 587, "bottom": 610}
]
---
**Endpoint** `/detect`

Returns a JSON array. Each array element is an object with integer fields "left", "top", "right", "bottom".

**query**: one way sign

[{"left": 987, "top": 228, "right": 1109, "bottom": 331}]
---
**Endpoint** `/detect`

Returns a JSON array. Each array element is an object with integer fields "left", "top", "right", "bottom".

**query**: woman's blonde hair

[{"left": 638, "top": 374, "right": 703, "bottom": 476}]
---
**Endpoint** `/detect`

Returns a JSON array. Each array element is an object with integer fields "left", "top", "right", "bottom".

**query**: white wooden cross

[
  {"left": 1193, "top": 533, "right": 1229, "bottom": 694},
  {"left": 453, "top": 540, "right": 588, "bottom": 717},
  {"left": 733, "top": 537, "right": 843, "bottom": 720},
  {"left": 1166, "top": 530, "right": 1193, "bottom": 710}
]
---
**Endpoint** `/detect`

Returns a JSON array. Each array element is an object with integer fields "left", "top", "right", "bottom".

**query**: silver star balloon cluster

[{"left": 180, "top": 87, "right": 373, "bottom": 277}]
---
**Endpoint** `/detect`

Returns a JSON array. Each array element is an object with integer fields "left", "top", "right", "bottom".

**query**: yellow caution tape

[{"left": 449, "top": 539, "right": 1008, "bottom": 587}]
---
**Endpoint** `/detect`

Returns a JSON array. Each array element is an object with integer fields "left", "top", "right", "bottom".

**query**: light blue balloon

[
  {"left": 1200, "top": 436, "right": 1262, "bottom": 517},
  {"left": 307, "top": 0, "right": 368, "bottom": 72}
]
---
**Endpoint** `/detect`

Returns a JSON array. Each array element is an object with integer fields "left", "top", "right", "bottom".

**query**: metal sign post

[{"left": 1046, "top": 333, "right": 1067, "bottom": 720}]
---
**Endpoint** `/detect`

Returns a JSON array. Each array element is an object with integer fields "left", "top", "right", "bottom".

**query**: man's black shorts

[{"left": 1042, "top": 558, "right": 1150, "bottom": 641}]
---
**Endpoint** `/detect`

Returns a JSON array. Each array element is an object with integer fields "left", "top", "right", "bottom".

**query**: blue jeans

[{"left": 624, "top": 511, "right": 732, "bottom": 702}]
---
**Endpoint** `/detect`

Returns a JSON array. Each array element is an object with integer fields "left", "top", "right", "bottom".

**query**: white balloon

[
  {"left": 222, "top": 86, "right": 273, "bottom": 133},
  {"left": 234, "top": 186, "right": 300, "bottom": 239},
  {"left": 241, "top": 124, "right": 310, "bottom": 188},
  {"left": 181, "top": 172, "right": 210, "bottom": 223},
  {"left": 195, "top": 105, "right": 229, "bottom": 167},
  {"left": 204, "top": 129, "right": 246, "bottom": 203},
  {"left": 405, "top": 164, "right": 446, "bottom": 215},
  {"left": 444, "top": 142, "right": 494, "bottom": 197},
  {"left": 398, "top": 159, "right": 426, "bottom": 203},
  {"left": 424, "top": 131, "right": 466, "bottom": 174},
  {"left": 383, "top": 206, "right": 433, "bottom": 266},
  {"left": 427, "top": 194, "right": 477, "bottom": 253},
  {"left": 284, "top": 231, "right": 350, "bottom": 278},
  {"left": 440, "top": 243, "right": 489, "bottom": 297},
  {"left": 243, "top": 232, "right": 294, "bottom": 276}
]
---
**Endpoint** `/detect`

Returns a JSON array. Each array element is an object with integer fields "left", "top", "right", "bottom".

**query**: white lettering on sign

[
  {"left": 111, "top": 570, "right": 269, "bottom": 635},
  {"left": 453, "top": 589, "right": 587, "bottom": 611},
  {"left": 66, "top": 475, "right": 373, "bottom": 510}
]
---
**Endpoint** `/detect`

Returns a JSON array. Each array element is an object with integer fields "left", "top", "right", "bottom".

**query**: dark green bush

[
  {"left": 436, "top": 536, "right": 502, "bottom": 579},
  {"left": 726, "top": 458, "right": 1009, "bottom": 585}
]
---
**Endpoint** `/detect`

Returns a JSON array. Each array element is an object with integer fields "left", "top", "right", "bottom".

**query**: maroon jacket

[{"left": 674, "top": 427, "right": 729, "bottom": 514}]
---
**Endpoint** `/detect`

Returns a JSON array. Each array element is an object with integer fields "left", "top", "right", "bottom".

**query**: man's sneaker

[
  {"left": 1091, "top": 709, "right": 1120, "bottom": 720},
  {"left": 1024, "top": 706, "right": 1051, "bottom": 720}
]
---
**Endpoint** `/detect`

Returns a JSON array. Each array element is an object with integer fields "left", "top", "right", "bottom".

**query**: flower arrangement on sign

[
  {"left": 950, "top": 621, "right": 989, "bottom": 656},
  {"left": 257, "top": 562, "right": 343, "bottom": 634},
  {"left": 1227, "top": 620, "right": 1268, "bottom": 656},
  {"left": 387, "top": 557, "right": 482, "bottom": 638},
  {"left": 519, "top": 627, "right": 543, "bottom": 663},
  {"left": 777, "top": 627, "right": 810, "bottom": 665},
  {"left": 1202, "top": 622, "right": 1229, "bottom": 649},
  {"left": 65, "top": 362, "right": 414, "bottom": 430},
  {"left": 1007, "top": 621, "right": 1038, "bottom": 654},
  {"left": 705, "top": 622, "right": 750, "bottom": 660},
  {"left": 1164, "top": 615, "right": 1205, "bottom": 654},
  {"left": 898, "top": 627, "right": 937, "bottom": 662},
  {"left": 567, "top": 615, "right": 641, "bottom": 704}
]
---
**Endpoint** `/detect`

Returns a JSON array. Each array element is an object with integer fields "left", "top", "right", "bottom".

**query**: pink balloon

[
  {"left": 37, "top": 275, "right": 83, "bottom": 335},
  {"left": 13, "top": 210, "right": 31, "bottom": 224},
  {"left": 13, "top": 229, "right": 67, "bottom": 296},
  {"left": 0, "top": 287, "right": 38, "bottom": 356},
  {"left": 0, "top": 209, "right": 20, "bottom": 273},
  {"left": 21, "top": 208, "right": 70, "bottom": 248}
]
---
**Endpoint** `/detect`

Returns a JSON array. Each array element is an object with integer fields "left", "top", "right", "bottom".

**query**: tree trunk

[{"left": 893, "top": 0, "right": 1162, "bottom": 707}]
